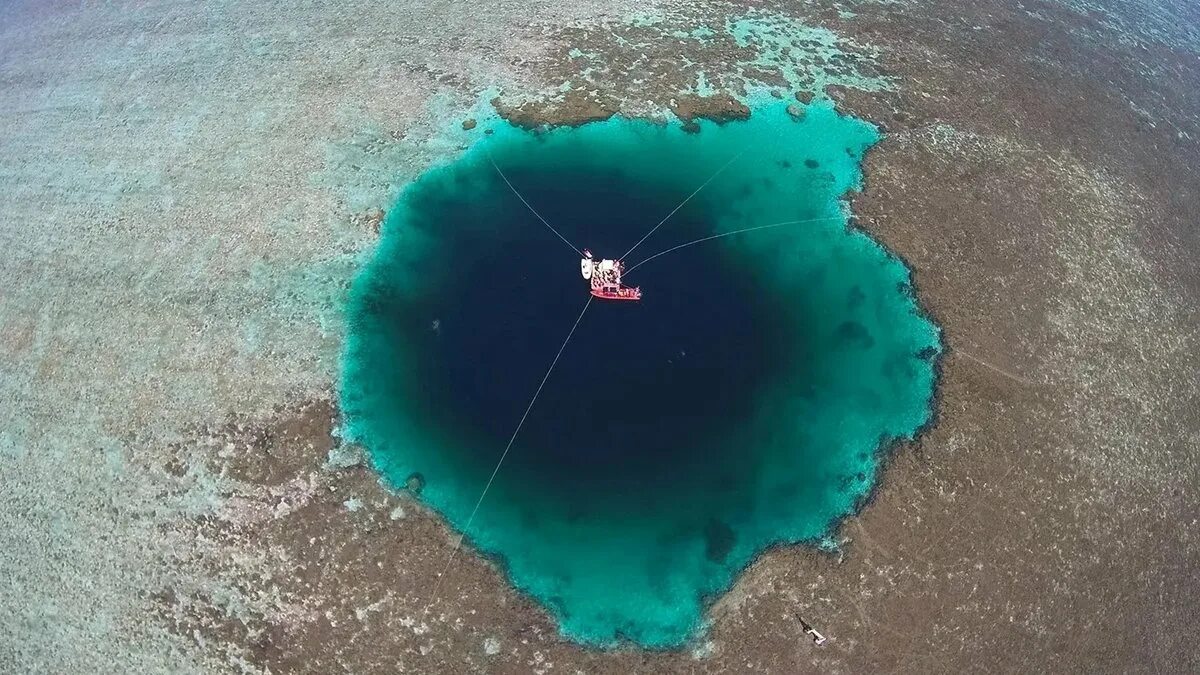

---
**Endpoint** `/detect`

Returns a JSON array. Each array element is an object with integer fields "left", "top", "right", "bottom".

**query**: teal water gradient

[{"left": 340, "top": 101, "right": 941, "bottom": 647}]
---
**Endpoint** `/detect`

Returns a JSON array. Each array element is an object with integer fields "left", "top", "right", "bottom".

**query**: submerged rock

[
  {"left": 326, "top": 443, "right": 366, "bottom": 470},
  {"left": 491, "top": 91, "right": 619, "bottom": 129},
  {"left": 670, "top": 93, "right": 752, "bottom": 128}
]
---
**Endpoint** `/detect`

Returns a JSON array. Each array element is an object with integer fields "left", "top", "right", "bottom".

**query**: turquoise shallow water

[{"left": 340, "top": 101, "right": 941, "bottom": 647}]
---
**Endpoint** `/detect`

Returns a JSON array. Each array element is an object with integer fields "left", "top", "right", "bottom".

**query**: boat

[
  {"left": 581, "top": 249, "right": 641, "bottom": 301},
  {"left": 591, "top": 284, "right": 642, "bottom": 301}
]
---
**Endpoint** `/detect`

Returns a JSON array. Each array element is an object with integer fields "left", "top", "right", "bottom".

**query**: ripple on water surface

[{"left": 340, "top": 101, "right": 941, "bottom": 647}]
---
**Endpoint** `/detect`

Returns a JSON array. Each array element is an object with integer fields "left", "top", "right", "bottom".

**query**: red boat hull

[{"left": 591, "top": 285, "right": 642, "bottom": 301}]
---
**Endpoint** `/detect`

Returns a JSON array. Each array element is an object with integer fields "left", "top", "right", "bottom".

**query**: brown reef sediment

[
  {"left": 669, "top": 93, "right": 751, "bottom": 132},
  {"left": 491, "top": 91, "right": 620, "bottom": 129}
]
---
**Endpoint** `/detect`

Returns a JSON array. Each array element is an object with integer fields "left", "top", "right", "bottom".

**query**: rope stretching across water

[
  {"left": 424, "top": 295, "right": 593, "bottom": 612},
  {"left": 489, "top": 156, "right": 582, "bottom": 256},
  {"left": 624, "top": 216, "right": 845, "bottom": 275},
  {"left": 618, "top": 150, "right": 745, "bottom": 262}
]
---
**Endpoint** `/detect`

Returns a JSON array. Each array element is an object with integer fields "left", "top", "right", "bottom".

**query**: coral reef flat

[{"left": 0, "top": 0, "right": 1197, "bottom": 672}]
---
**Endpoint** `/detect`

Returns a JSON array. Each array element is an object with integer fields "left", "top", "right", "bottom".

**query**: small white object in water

[
  {"left": 343, "top": 497, "right": 363, "bottom": 512},
  {"left": 483, "top": 637, "right": 501, "bottom": 656}
]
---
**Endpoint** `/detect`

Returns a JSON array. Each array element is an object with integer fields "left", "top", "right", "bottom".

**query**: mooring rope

[
  {"left": 954, "top": 347, "right": 1047, "bottom": 387},
  {"left": 623, "top": 215, "right": 845, "bottom": 275},
  {"left": 424, "top": 295, "right": 593, "bottom": 613},
  {"left": 489, "top": 156, "right": 582, "bottom": 256},
  {"left": 618, "top": 149, "right": 746, "bottom": 262}
]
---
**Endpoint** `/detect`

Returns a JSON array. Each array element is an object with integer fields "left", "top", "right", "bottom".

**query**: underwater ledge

[{"left": 339, "top": 96, "right": 943, "bottom": 649}]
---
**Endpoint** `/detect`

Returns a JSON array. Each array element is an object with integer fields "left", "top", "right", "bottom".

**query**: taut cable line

[
  {"left": 623, "top": 216, "right": 846, "bottom": 275},
  {"left": 489, "top": 155, "right": 582, "bottom": 256},
  {"left": 618, "top": 150, "right": 746, "bottom": 262},
  {"left": 423, "top": 296, "right": 593, "bottom": 613}
]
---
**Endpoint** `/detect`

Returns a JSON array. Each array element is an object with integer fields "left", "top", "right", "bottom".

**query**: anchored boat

[{"left": 581, "top": 249, "right": 641, "bottom": 301}]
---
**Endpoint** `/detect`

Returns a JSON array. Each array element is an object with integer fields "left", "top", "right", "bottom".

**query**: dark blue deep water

[{"left": 340, "top": 101, "right": 941, "bottom": 647}]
